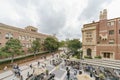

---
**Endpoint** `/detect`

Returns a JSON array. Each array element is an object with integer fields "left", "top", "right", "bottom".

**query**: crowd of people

[
  {"left": 64, "top": 59, "right": 80, "bottom": 70},
  {"left": 63, "top": 59, "right": 120, "bottom": 80},
  {"left": 12, "top": 64, "right": 23, "bottom": 80},
  {"left": 4, "top": 52, "right": 120, "bottom": 80},
  {"left": 51, "top": 58, "right": 62, "bottom": 66},
  {"left": 81, "top": 63, "right": 120, "bottom": 80}
]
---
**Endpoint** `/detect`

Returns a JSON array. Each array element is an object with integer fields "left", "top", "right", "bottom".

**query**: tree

[
  {"left": 59, "top": 40, "right": 65, "bottom": 47},
  {"left": 67, "top": 39, "right": 82, "bottom": 52},
  {"left": 0, "top": 48, "right": 9, "bottom": 58},
  {"left": 2, "top": 38, "right": 22, "bottom": 64},
  {"left": 32, "top": 38, "right": 41, "bottom": 57},
  {"left": 44, "top": 37, "right": 59, "bottom": 52},
  {"left": 66, "top": 39, "right": 82, "bottom": 59}
]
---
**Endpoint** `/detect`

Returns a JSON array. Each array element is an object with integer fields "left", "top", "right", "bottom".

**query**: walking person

[
  {"left": 18, "top": 71, "right": 21, "bottom": 77},
  {"left": 4, "top": 66, "right": 7, "bottom": 71},
  {"left": 73, "top": 70, "right": 77, "bottom": 80},
  {"left": 30, "top": 64, "right": 32, "bottom": 69},
  {"left": 94, "top": 71, "right": 99, "bottom": 80},
  {"left": 27, "top": 72, "right": 30, "bottom": 78},
  {"left": 67, "top": 69, "right": 70, "bottom": 80},
  {"left": 44, "top": 63, "right": 46, "bottom": 67},
  {"left": 20, "top": 75, "right": 23, "bottom": 80},
  {"left": 38, "top": 61, "right": 40, "bottom": 67}
]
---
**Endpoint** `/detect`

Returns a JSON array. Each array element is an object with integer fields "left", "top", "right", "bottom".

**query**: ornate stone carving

[{"left": 99, "top": 34, "right": 107, "bottom": 40}]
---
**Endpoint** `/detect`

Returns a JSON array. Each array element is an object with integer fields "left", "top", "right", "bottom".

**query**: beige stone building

[
  {"left": 0, "top": 23, "right": 49, "bottom": 52},
  {"left": 82, "top": 9, "right": 120, "bottom": 60}
]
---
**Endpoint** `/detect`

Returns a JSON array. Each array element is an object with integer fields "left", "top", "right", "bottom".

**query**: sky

[{"left": 0, "top": 0, "right": 120, "bottom": 41}]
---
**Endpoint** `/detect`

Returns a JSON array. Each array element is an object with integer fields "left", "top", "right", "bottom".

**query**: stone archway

[{"left": 87, "top": 48, "right": 92, "bottom": 57}]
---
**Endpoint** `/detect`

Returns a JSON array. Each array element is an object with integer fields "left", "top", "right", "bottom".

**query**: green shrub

[
  {"left": 27, "top": 48, "right": 33, "bottom": 53},
  {"left": 72, "top": 51, "right": 80, "bottom": 59},
  {"left": 84, "top": 56, "right": 92, "bottom": 59},
  {"left": 0, "top": 51, "right": 48, "bottom": 64},
  {"left": 94, "top": 55, "right": 102, "bottom": 59},
  {"left": 0, "top": 51, "right": 10, "bottom": 58}
]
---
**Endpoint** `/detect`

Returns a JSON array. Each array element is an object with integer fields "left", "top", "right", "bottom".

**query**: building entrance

[{"left": 87, "top": 48, "right": 92, "bottom": 57}]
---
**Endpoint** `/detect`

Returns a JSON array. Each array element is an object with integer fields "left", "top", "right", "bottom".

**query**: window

[
  {"left": 28, "top": 44, "right": 31, "bottom": 47},
  {"left": 86, "top": 38, "right": 92, "bottom": 42},
  {"left": 86, "top": 32, "right": 92, "bottom": 38},
  {"left": 5, "top": 33, "right": 13, "bottom": 39},
  {"left": 107, "top": 22, "right": 111, "bottom": 26},
  {"left": 111, "top": 21, "right": 114, "bottom": 26},
  {"left": 109, "top": 30, "right": 114, "bottom": 35},
  {"left": 29, "top": 36, "right": 32, "bottom": 41},
  {"left": 119, "top": 30, "right": 120, "bottom": 34},
  {"left": 109, "top": 39, "right": 114, "bottom": 44},
  {"left": 22, "top": 43, "right": 25, "bottom": 47},
  {"left": 25, "top": 36, "right": 27, "bottom": 40},
  {"left": 27, "top": 36, "right": 30, "bottom": 41},
  {"left": 118, "top": 20, "right": 120, "bottom": 23},
  {"left": 22, "top": 36, "right": 25, "bottom": 40},
  {"left": 26, "top": 44, "right": 29, "bottom": 48},
  {"left": 19, "top": 35, "right": 22, "bottom": 40},
  {"left": 5, "top": 33, "right": 9, "bottom": 39},
  {"left": 107, "top": 21, "right": 115, "bottom": 26},
  {"left": 31, "top": 37, "right": 35, "bottom": 41},
  {"left": 89, "top": 35, "right": 92, "bottom": 37}
]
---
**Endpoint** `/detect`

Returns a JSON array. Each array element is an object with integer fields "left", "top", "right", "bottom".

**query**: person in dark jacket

[{"left": 67, "top": 69, "right": 70, "bottom": 80}]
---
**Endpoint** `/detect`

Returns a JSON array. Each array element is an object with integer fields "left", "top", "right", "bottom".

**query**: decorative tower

[
  {"left": 98, "top": 9, "right": 108, "bottom": 44},
  {"left": 99, "top": 9, "right": 107, "bottom": 20},
  {"left": 99, "top": 11, "right": 103, "bottom": 20},
  {"left": 103, "top": 9, "right": 107, "bottom": 20}
]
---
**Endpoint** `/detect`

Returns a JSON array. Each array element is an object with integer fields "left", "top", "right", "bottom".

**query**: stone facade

[
  {"left": 0, "top": 23, "right": 49, "bottom": 53},
  {"left": 82, "top": 9, "right": 120, "bottom": 60}
]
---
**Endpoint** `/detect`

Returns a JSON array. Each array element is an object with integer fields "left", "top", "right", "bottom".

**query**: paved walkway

[
  {"left": 0, "top": 56, "right": 51, "bottom": 80},
  {"left": 0, "top": 51, "right": 94, "bottom": 80}
]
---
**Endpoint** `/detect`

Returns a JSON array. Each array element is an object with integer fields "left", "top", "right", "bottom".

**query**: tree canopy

[
  {"left": 1, "top": 38, "right": 22, "bottom": 63},
  {"left": 32, "top": 38, "right": 41, "bottom": 53},
  {"left": 59, "top": 40, "right": 66, "bottom": 47},
  {"left": 67, "top": 39, "right": 82, "bottom": 52},
  {"left": 44, "top": 37, "right": 59, "bottom": 52}
]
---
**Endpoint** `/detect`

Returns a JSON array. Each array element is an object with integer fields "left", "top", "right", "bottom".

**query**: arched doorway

[{"left": 87, "top": 48, "right": 92, "bottom": 57}]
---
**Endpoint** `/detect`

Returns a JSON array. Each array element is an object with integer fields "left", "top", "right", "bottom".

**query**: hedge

[
  {"left": 94, "top": 55, "right": 102, "bottom": 59},
  {"left": 84, "top": 56, "right": 92, "bottom": 59},
  {"left": 0, "top": 51, "right": 48, "bottom": 64}
]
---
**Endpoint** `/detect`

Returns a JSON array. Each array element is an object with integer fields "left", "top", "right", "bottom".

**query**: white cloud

[
  {"left": 0, "top": 0, "right": 120, "bottom": 41},
  {"left": 106, "top": 0, "right": 120, "bottom": 19}
]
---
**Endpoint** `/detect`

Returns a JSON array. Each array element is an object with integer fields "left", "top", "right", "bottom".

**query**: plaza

[
  {"left": 0, "top": 51, "right": 95, "bottom": 80},
  {"left": 1, "top": 0, "right": 120, "bottom": 80},
  {"left": 0, "top": 50, "right": 120, "bottom": 80}
]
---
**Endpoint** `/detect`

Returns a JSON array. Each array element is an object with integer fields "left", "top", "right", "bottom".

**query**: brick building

[
  {"left": 0, "top": 23, "right": 49, "bottom": 52},
  {"left": 82, "top": 9, "right": 120, "bottom": 60}
]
